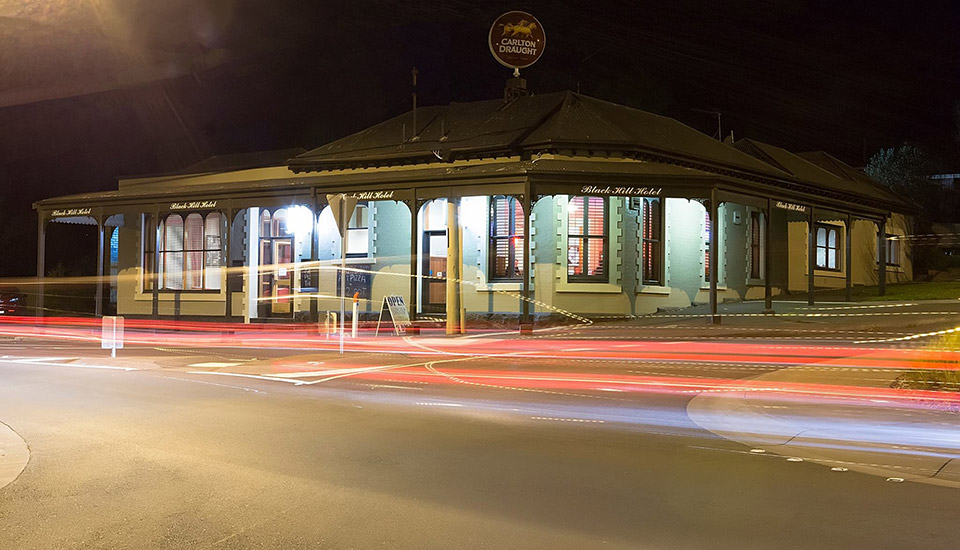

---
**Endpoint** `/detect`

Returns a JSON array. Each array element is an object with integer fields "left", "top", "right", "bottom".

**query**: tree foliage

[
  {"left": 864, "top": 142, "right": 934, "bottom": 196},
  {"left": 864, "top": 142, "right": 958, "bottom": 222}
]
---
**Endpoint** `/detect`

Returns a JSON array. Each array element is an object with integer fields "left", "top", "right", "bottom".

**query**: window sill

[
  {"left": 814, "top": 269, "right": 844, "bottom": 278},
  {"left": 557, "top": 282, "right": 621, "bottom": 294},
  {"left": 134, "top": 290, "right": 225, "bottom": 302},
  {"left": 476, "top": 282, "right": 522, "bottom": 292},
  {"left": 317, "top": 257, "right": 376, "bottom": 266},
  {"left": 699, "top": 285, "right": 728, "bottom": 291},
  {"left": 638, "top": 285, "right": 670, "bottom": 295}
]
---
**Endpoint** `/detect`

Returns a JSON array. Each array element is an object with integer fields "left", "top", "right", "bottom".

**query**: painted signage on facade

[
  {"left": 775, "top": 201, "right": 807, "bottom": 213},
  {"left": 170, "top": 200, "right": 218, "bottom": 210},
  {"left": 349, "top": 190, "right": 395, "bottom": 200},
  {"left": 51, "top": 208, "right": 93, "bottom": 217},
  {"left": 580, "top": 185, "right": 663, "bottom": 196},
  {"left": 489, "top": 11, "right": 546, "bottom": 70}
]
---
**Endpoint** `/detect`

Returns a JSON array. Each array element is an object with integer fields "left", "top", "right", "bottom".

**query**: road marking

[
  {"left": 187, "top": 371, "right": 304, "bottom": 385},
  {"left": 531, "top": 416, "right": 605, "bottom": 424},
  {"left": 750, "top": 449, "right": 766, "bottom": 454},
  {"left": 187, "top": 362, "right": 243, "bottom": 368},
  {"left": 886, "top": 477, "right": 905, "bottom": 483},
  {"left": 831, "top": 467, "right": 849, "bottom": 472},
  {"left": 0, "top": 358, "right": 135, "bottom": 371},
  {"left": 161, "top": 376, "right": 264, "bottom": 393},
  {"left": 416, "top": 402, "right": 463, "bottom": 407},
  {"left": 365, "top": 384, "right": 422, "bottom": 391}
]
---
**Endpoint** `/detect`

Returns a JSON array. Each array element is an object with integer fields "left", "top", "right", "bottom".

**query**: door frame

[{"left": 421, "top": 229, "right": 447, "bottom": 314}]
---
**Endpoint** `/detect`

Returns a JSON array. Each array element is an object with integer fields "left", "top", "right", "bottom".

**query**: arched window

[
  {"left": 157, "top": 212, "right": 222, "bottom": 290},
  {"left": 815, "top": 224, "right": 840, "bottom": 271},
  {"left": 161, "top": 214, "right": 184, "bottom": 290},
  {"left": 260, "top": 210, "right": 272, "bottom": 238},
  {"left": 272, "top": 208, "right": 289, "bottom": 237}
]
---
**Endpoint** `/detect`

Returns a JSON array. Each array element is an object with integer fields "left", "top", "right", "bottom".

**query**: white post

[
  {"left": 339, "top": 195, "right": 346, "bottom": 354},
  {"left": 352, "top": 300, "right": 359, "bottom": 338}
]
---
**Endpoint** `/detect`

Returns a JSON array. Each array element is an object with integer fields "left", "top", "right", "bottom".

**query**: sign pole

[{"left": 339, "top": 196, "right": 346, "bottom": 354}]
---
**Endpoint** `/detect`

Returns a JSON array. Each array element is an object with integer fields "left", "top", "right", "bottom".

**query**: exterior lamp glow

[{"left": 287, "top": 205, "right": 314, "bottom": 238}]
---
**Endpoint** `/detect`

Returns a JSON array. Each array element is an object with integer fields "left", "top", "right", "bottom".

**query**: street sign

[
  {"left": 326, "top": 194, "right": 358, "bottom": 237},
  {"left": 489, "top": 11, "right": 546, "bottom": 72},
  {"left": 375, "top": 295, "right": 412, "bottom": 336},
  {"left": 101, "top": 315, "right": 124, "bottom": 357}
]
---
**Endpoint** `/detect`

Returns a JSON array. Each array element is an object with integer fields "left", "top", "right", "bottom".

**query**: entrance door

[
  {"left": 258, "top": 236, "right": 294, "bottom": 318},
  {"left": 271, "top": 240, "right": 293, "bottom": 315},
  {"left": 422, "top": 230, "right": 447, "bottom": 313}
]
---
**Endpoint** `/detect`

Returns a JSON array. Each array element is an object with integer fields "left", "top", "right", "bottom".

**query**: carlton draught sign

[{"left": 489, "top": 11, "right": 546, "bottom": 71}]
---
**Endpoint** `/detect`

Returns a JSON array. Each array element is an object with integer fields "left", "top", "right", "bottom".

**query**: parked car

[{"left": 0, "top": 287, "right": 26, "bottom": 315}]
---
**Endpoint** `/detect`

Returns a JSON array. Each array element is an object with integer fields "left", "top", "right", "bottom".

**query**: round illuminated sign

[{"left": 488, "top": 11, "right": 546, "bottom": 71}]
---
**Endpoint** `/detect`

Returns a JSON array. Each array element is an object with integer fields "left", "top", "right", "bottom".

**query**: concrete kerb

[
  {"left": 687, "top": 362, "right": 960, "bottom": 489},
  {"left": 0, "top": 421, "right": 29, "bottom": 491}
]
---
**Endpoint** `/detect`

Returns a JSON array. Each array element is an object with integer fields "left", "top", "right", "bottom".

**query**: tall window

[
  {"left": 704, "top": 211, "right": 712, "bottom": 280},
  {"left": 489, "top": 196, "right": 524, "bottom": 280},
  {"left": 879, "top": 234, "right": 900, "bottom": 266},
  {"left": 142, "top": 214, "right": 155, "bottom": 291},
  {"left": 642, "top": 198, "right": 662, "bottom": 285},
  {"left": 346, "top": 203, "right": 369, "bottom": 258},
  {"left": 815, "top": 224, "right": 840, "bottom": 271},
  {"left": 158, "top": 212, "right": 222, "bottom": 290},
  {"left": 750, "top": 211, "right": 762, "bottom": 279},
  {"left": 567, "top": 196, "right": 607, "bottom": 281}
]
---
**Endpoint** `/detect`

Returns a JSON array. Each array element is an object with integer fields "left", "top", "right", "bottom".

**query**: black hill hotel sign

[
  {"left": 580, "top": 185, "right": 663, "bottom": 197},
  {"left": 170, "top": 200, "right": 218, "bottom": 210},
  {"left": 51, "top": 208, "right": 93, "bottom": 217}
]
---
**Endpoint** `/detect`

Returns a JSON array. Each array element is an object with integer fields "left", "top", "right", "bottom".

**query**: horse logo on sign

[
  {"left": 502, "top": 20, "right": 538, "bottom": 38},
  {"left": 489, "top": 11, "right": 546, "bottom": 72}
]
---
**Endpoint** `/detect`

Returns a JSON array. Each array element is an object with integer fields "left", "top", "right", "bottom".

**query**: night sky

[{"left": 2, "top": 0, "right": 959, "bottom": 275}]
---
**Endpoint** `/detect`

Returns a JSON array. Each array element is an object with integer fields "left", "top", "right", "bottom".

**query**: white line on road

[
  {"left": 161, "top": 376, "right": 264, "bottom": 393},
  {"left": 0, "top": 358, "right": 135, "bottom": 371},
  {"left": 187, "top": 371, "right": 305, "bottom": 385}
]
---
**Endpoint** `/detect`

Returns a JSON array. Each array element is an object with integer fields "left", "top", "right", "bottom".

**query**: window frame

[
  {"left": 157, "top": 211, "right": 224, "bottom": 292},
  {"left": 749, "top": 211, "right": 762, "bottom": 279},
  {"left": 488, "top": 195, "right": 525, "bottom": 282},
  {"left": 346, "top": 202, "right": 370, "bottom": 259},
  {"left": 142, "top": 213, "right": 156, "bottom": 292},
  {"left": 641, "top": 197, "right": 664, "bottom": 286},
  {"left": 879, "top": 233, "right": 901, "bottom": 267},
  {"left": 814, "top": 223, "right": 841, "bottom": 272},
  {"left": 704, "top": 210, "right": 712, "bottom": 281},
  {"left": 567, "top": 196, "right": 609, "bottom": 283}
]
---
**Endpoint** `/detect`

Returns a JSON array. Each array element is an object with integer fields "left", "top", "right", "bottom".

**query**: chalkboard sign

[
  {"left": 337, "top": 264, "right": 372, "bottom": 300},
  {"left": 300, "top": 268, "right": 318, "bottom": 290},
  {"left": 375, "top": 295, "right": 412, "bottom": 336}
]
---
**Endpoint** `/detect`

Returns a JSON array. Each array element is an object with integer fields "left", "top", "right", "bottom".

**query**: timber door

[
  {"left": 257, "top": 208, "right": 296, "bottom": 319},
  {"left": 422, "top": 230, "right": 447, "bottom": 313}
]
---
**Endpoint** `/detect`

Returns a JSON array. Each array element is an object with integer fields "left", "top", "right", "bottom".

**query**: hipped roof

[
  {"left": 289, "top": 90, "right": 911, "bottom": 212},
  {"left": 290, "top": 91, "right": 785, "bottom": 178}
]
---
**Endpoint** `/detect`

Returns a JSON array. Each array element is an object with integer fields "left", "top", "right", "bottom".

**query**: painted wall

[{"left": 786, "top": 213, "right": 914, "bottom": 292}]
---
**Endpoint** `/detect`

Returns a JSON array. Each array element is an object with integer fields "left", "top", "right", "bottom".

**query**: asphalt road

[{"left": 1, "top": 332, "right": 959, "bottom": 549}]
